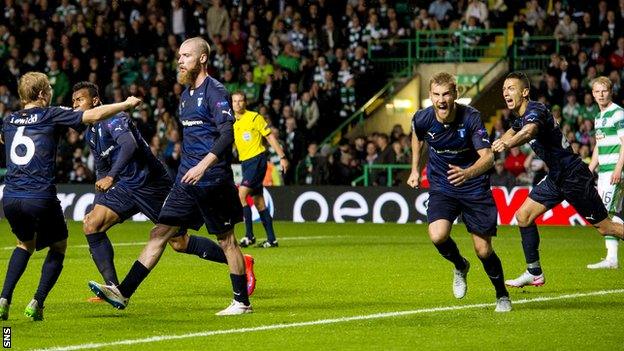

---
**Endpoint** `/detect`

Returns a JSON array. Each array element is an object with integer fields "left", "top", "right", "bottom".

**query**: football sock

[
  {"left": 520, "top": 225, "right": 542, "bottom": 275},
  {"left": 230, "top": 273, "right": 250, "bottom": 305},
  {"left": 243, "top": 206, "right": 254, "bottom": 239},
  {"left": 434, "top": 238, "right": 467, "bottom": 271},
  {"left": 605, "top": 236, "right": 619, "bottom": 262},
  {"left": 117, "top": 261, "right": 150, "bottom": 298},
  {"left": 479, "top": 252, "right": 508, "bottom": 299},
  {"left": 1, "top": 247, "right": 31, "bottom": 303},
  {"left": 86, "top": 232, "right": 119, "bottom": 285},
  {"left": 259, "top": 209, "right": 277, "bottom": 243},
  {"left": 606, "top": 216, "right": 622, "bottom": 261},
  {"left": 186, "top": 235, "right": 227, "bottom": 263},
  {"left": 33, "top": 250, "right": 64, "bottom": 307}
]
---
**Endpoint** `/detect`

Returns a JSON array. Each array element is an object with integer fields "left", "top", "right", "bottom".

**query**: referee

[{"left": 232, "top": 91, "right": 289, "bottom": 248}]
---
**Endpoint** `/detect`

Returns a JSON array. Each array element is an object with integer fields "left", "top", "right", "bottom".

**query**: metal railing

[
  {"left": 511, "top": 35, "right": 601, "bottom": 73},
  {"left": 368, "top": 28, "right": 508, "bottom": 74},
  {"left": 351, "top": 163, "right": 412, "bottom": 186}
]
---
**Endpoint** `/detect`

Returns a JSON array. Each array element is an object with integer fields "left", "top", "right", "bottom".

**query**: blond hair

[
  {"left": 590, "top": 76, "right": 612, "bottom": 91},
  {"left": 18, "top": 71, "right": 50, "bottom": 106},
  {"left": 429, "top": 72, "right": 457, "bottom": 93}
]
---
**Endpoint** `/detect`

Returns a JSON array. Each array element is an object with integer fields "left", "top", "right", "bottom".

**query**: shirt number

[{"left": 10, "top": 126, "right": 36, "bottom": 165}]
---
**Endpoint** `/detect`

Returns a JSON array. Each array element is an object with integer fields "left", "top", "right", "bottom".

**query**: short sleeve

[
  {"left": 522, "top": 105, "right": 546, "bottom": 131},
  {"left": 615, "top": 109, "right": 624, "bottom": 138},
  {"left": 469, "top": 112, "right": 491, "bottom": 150},
  {"left": 49, "top": 106, "right": 84, "bottom": 129},
  {"left": 254, "top": 114, "right": 271, "bottom": 137},
  {"left": 104, "top": 114, "right": 132, "bottom": 141},
  {"left": 412, "top": 111, "right": 425, "bottom": 141},
  {"left": 208, "top": 87, "right": 234, "bottom": 126},
  {"left": 511, "top": 117, "right": 523, "bottom": 132}
]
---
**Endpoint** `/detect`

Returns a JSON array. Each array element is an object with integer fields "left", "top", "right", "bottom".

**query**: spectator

[
  {"left": 240, "top": 70, "right": 260, "bottom": 108},
  {"left": 298, "top": 141, "right": 329, "bottom": 185},
  {"left": 428, "top": 0, "right": 454, "bottom": 25},
  {"left": 47, "top": 60, "right": 70, "bottom": 105},
  {"left": 504, "top": 147, "right": 527, "bottom": 177},
  {"left": 562, "top": 92, "right": 581, "bottom": 128},
  {"left": 554, "top": 14, "right": 578, "bottom": 43},
  {"left": 171, "top": 0, "right": 186, "bottom": 41},
  {"left": 207, "top": 0, "right": 230, "bottom": 42},
  {"left": 490, "top": 158, "right": 516, "bottom": 189},
  {"left": 465, "top": 0, "right": 489, "bottom": 28},
  {"left": 252, "top": 54, "right": 274, "bottom": 85},
  {"left": 374, "top": 133, "right": 395, "bottom": 185},
  {"left": 294, "top": 91, "right": 320, "bottom": 136},
  {"left": 283, "top": 117, "right": 305, "bottom": 182},
  {"left": 332, "top": 150, "right": 359, "bottom": 185},
  {"left": 364, "top": 141, "right": 378, "bottom": 165}
]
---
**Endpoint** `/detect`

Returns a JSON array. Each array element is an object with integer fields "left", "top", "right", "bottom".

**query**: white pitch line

[
  {"left": 1, "top": 235, "right": 348, "bottom": 251},
  {"left": 33, "top": 289, "right": 624, "bottom": 351}
]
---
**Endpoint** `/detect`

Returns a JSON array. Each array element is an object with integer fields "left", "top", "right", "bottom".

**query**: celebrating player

[
  {"left": 0, "top": 72, "right": 140, "bottom": 320},
  {"left": 88, "top": 37, "right": 252, "bottom": 315},
  {"left": 71, "top": 82, "right": 255, "bottom": 300},
  {"left": 493, "top": 72, "right": 624, "bottom": 287},
  {"left": 407, "top": 72, "right": 511, "bottom": 312}
]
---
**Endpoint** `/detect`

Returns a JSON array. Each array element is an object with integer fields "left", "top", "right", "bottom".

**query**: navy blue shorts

[
  {"left": 2, "top": 197, "right": 68, "bottom": 251},
  {"left": 158, "top": 182, "right": 243, "bottom": 235},
  {"left": 241, "top": 153, "right": 267, "bottom": 195},
  {"left": 529, "top": 164, "right": 608, "bottom": 224},
  {"left": 94, "top": 177, "right": 173, "bottom": 223},
  {"left": 427, "top": 191, "right": 498, "bottom": 236}
]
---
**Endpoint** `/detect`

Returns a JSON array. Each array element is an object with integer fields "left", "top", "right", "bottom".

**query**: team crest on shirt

[
  {"left": 243, "top": 131, "right": 251, "bottom": 141},
  {"left": 197, "top": 97, "right": 203, "bottom": 106},
  {"left": 458, "top": 128, "right": 465, "bottom": 138}
]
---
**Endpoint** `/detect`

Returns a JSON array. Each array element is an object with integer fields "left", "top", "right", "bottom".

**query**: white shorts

[{"left": 597, "top": 173, "right": 624, "bottom": 214}]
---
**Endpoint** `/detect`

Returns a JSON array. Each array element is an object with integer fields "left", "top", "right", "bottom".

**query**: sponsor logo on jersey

[{"left": 181, "top": 120, "right": 204, "bottom": 127}]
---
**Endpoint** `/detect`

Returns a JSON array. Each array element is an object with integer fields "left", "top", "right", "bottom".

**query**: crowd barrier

[{"left": 0, "top": 185, "right": 590, "bottom": 226}]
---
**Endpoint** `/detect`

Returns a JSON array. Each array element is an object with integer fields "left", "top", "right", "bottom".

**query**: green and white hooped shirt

[{"left": 594, "top": 103, "right": 624, "bottom": 175}]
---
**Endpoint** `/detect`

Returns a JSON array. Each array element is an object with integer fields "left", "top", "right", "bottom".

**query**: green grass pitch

[{"left": 0, "top": 221, "right": 622, "bottom": 350}]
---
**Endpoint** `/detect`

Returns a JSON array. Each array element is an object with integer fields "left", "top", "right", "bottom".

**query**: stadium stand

[{"left": 0, "top": 0, "right": 621, "bottom": 186}]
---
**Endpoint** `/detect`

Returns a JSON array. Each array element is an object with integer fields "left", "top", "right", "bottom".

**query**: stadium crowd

[{"left": 0, "top": 0, "right": 622, "bottom": 187}]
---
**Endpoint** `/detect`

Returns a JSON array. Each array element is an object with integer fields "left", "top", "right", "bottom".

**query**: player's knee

[
  {"left": 83, "top": 213, "right": 105, "bottom": 234},
  {"left": 49, "top": 240, "right": 67, "bottom": 254},
  {"left": 168, "top": 236, "right": 188, "bottom": 252},
  {"left": 474, "top": 244, "right": 492, "bottom": 259},
  {"left": 217, "top": 233, "right": 237, "bottom": 251},
  {"left": 595, "top": 223, "right": 613, "bottom": 237},
  {"left": 148, "top": 225, "right": 181, "bottom": 248},
  {"left": 17, "top": 241, "right": 35, "bottom": 254},
  {"left": 254, "top": 198, "right": 266, "bottom": 211},
  {"left": 428, "top": 231, "right": 448, "bottom": 245},
  {"left": 515, "top": 211, "right": 532, "bottom": 227}
]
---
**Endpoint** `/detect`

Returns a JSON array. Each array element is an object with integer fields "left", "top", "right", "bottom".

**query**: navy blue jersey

[
  {"left": 2, "top": 106, "right": 83, "bottom": 198},
  {"left": 511, "top": 101, "right": 583, "bottom": 182},
  {"left": 177, "top": 76, "right": 234, "bottom": 186},
  {"left": 85, "top": 113, "right": 169, "bottom": 188},
  {"left": 412, "top": 104, "right": 491, "bottom": 195}
]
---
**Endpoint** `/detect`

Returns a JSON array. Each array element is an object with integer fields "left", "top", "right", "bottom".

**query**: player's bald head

[{"left": 181, "top": 37, "right": 211, "bottom": 65}]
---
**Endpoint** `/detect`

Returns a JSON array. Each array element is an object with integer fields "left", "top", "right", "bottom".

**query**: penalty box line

[{"left": 34, "top": 288, "right": 624, "bottom": 351}]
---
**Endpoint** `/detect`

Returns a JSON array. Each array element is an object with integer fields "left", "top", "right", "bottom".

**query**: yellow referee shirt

[{"left": 234, "top": 110, "right": 271, "bottom": 161}]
